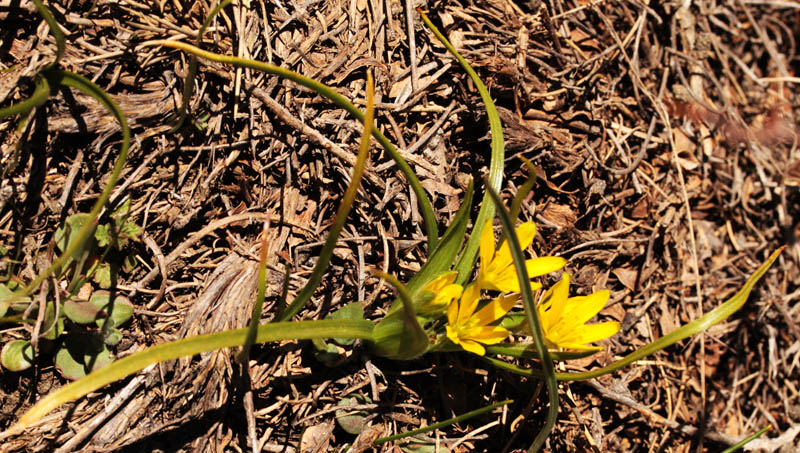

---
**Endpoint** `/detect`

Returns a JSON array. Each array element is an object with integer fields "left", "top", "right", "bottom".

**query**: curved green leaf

[
  {"left": 170, "top": 0, "right": 232, "bottom": 132},
  {"left": 484, "top": 247, "right": 784, "bottom": 382},
  {"left": 373, "top": 399, "right": 513, "bottom": 445},
  {"left": 1, "top": 340, "right": 34, "bottom": 372},
  {"left": 9, "top": 318, "right": 374, "bottom": 432},
  {"left": 145, "top": 40, "right": 439, "bottom": 251},
  {"left": 417, "top": 10, "right": 505, "bottom": 285},
  {"left": 276, "top": 71, "right": 376, "bottom": 321},
  {"left": 0, "top": 73, "right": 51, "bottom": 119},
  {"left": 485, "top": 184, "right": 557, "bottom": 453},
  {"left": 31, "top": 0, "right": 65, "bottom": 66},
  {"left": 371, "top": 272, "right": 429, "bottom": 360},
  {"left": 13, "top": 69, "right": 130, "bottom": 304}
]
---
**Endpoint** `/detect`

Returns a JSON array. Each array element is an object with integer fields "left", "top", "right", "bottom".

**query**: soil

[{"left": 0, "top": 0, "right": 799, "bottom": 451}]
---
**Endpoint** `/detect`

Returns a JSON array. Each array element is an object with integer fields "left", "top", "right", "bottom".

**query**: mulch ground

[{"left": 1, "top": 0, "right": 799, "bottom": 451}]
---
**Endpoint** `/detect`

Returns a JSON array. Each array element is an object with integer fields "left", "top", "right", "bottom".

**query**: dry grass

[{"left": 0, "top": 0, "right": 799, "bottom": 451}]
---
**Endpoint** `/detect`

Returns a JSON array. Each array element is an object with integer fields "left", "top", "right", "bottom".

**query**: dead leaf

[
  {"left": 299, "top": 421, "right": 334, "bottom": 453},
  {"left": 612, "top": 268, "right": 638, "bottom": 292},
  {"left": 541, "top": 203, "right": 577, "bottom": 228}
]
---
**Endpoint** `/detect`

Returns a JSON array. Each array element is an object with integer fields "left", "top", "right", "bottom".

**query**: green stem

[{"left": 373, "top": 399, "right": 513, "bottom": 445}]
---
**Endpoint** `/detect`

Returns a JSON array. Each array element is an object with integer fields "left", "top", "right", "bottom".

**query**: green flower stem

[
  {"left": 143, "top": 40, "right": 438, "bottom": 252},
  {"left": 417, "top": 10, "right": 505, "bottom": 285},
  {"left": 484, "top": 247, "right": 784, "bottom": 382},
  {"left": 8, "top": 319, "right": 375, "bottom": 433},
  {"left": 485, "top": 185, "right": 557, "bottom": 453},
  {"left": 373, "top": 399, "right": 513, "bottom": 445}
]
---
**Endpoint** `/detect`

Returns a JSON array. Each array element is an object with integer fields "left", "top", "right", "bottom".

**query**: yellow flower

[
  {"left": 476, "top": 220, "right": 567, "bottom": 293},
  {"left": 417, "top": 271, "right": 462, "bottom": 314},
  {"left": 446, "top": 284, "right": 518, "bottom": 355},
  {"left": 537, "top": 273, "right": 620, "bottom": 351}
]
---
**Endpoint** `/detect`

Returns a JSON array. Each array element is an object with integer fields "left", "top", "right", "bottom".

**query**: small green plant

[{"left": 0, "top": 199, "right": 140, "bottom": 379}]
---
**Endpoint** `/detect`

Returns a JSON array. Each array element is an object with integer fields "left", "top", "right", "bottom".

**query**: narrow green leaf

[
  {"left": 170, "top": 0, "right": 232, "bottom": 132},
  {"left": 417, "top": 11, "right": 505, "bottom": 285},
  {"left": 144, "top": 40, "right": 438, "bottom": 251},
  {"left": 31, "top": 0, "right": 65, "bottom": 66},
  {"left": 0, "top": 73, "right": 51, "bottom": 119},
  {"left": 9, "top": 318, "right": 374, "bottom": 432},
  {"left": 484, "top": 247, "right": 785, "bottom": 382},
  {"left": 13, "top": 69, "right": 130, "bottom": 304},
  {"left": 485, "top": 184, "right": 557, "bottom": 453},
  {"left": 721, "top": 425, "right": 771, "bottom": 453},
  {"left": 276, "top": 71, "right": 375, "bottom": 321},
  {"left": 373, "top": 399, "right": 513, "bottom": 445},
  {"left": 386, "top": 179, "right": 474, "bottom": 316}
]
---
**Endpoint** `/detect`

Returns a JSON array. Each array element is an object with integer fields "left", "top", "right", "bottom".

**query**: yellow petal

[
  {"left": 457, "top": 284, "right": 481, "bottom": 324},
  {"left": 515, "top": 222, "right": 537, "bottom": 249},
  {"left": 525, "top": 256, "right": 567, "bottom": 278},
  {"left": 494, "top": 223, "right": 536, "bottom": 269},
  {"left": 563, "top": 321, "right": 620, "bottom": 345},
  {"left": 447, "top": 297, "right": 459, "bottom": 326},
  {"left": 473, "top": 293, "right": 518, "bottom": 325},
  {"left": 557, "top": 289, "right": 611, "bottom": 328},
  {"left": 459, "top": 339, "right": 486, "bottom": 356},
  {"left": 466, "top": 325, "right": 511, "bottom": 344},
  {"left": 538, "top": 274, "right": 571, "bottom": 333},
  {"left": 424, "top": 271, "right": 458, "bottom": 292}
]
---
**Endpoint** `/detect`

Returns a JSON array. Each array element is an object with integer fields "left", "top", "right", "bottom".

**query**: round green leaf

[
  {"left": 1, "top": 340, "right": 35, "bottom": 372},
  {"left": 54, "top": 214, "right": 91, "bottom": 254},
  {"left": 56, "top": 334, "right": 113, "bottom": 380},
  {"left": 335, "top": 395, "right": 370, "bottom": 435},
  {"left": 55, "top": 344, "right": 86, "bottom": 380},
  {"left": 90, "top": 291, "right": 133, "bottom": 328},
  {"left": 104, "top": 328, "right": 123, "bottom": 346},
  {"left": 63, "top": 299, "right": 103, "bottom": 324}
]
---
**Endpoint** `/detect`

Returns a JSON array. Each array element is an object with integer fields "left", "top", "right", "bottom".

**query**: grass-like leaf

[
  {"left": 6, "top": 318, "right": 375, "bottom": 434},
  {"left": 31, "top": 0, "right": 65, "bottom": 66},
  {"left": 276, "top": 71, "right": 376, "bottom": 321},
  {"left": 170, "top": 0, "right": 231, "bottom": 132},
  {"left": 417, "top": 10, "right": 505, "bottom": 285},
  {"left": 484, "top": 247, "right": 784, "bottom": 381},
  {"left": 373, "top": 399, "right": 513, "bottom": 445},
  {"left": 370, "top": 271, "right": 429, "bottom": 360},
  {"left": 142, "top": 40, "right": 439, "bottom": 252},
  {"left": 14, "top": 69, "right": 130, "bottom": 303},
  {"left": 485, "top": 184, "right": 557, "bottom": 453},
  {"left": 0, "top": 73, "right": 51, "bottom": 119}
]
